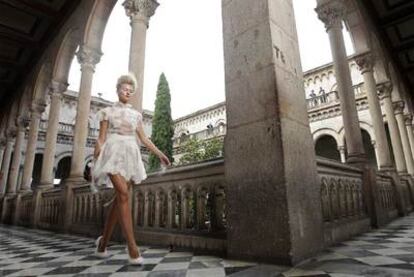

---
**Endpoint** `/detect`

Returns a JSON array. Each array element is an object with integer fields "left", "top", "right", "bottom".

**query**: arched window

[{"left": 315, "top": 135, "right": 340, "bottom": 161}]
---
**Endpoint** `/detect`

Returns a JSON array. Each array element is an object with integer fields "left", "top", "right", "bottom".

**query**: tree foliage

[
  {"left": 178, "top": 137, "right": 223, "bottom": 165},
  {"left": 148, "top": 73, "right": 174, "bottom": 171}
]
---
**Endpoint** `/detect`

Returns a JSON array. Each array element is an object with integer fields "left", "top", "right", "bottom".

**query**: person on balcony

[{"left": 92, "top": 73, "right": 170, "bottom": 265}]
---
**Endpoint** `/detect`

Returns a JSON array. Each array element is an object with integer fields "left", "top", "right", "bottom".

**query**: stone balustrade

[
  {"left": 307, "top": 84, "right": 365, "bottom": 111},
  {"left": 38, "top": 188, "right": 62, "bottom": 230},
  {"left": 1, "top": 158, "right": 412, "bottom": 253}
]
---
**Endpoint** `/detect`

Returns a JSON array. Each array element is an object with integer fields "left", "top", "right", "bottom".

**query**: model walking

[{"left": 92, "top": 73, "right": 170, "bottom": 265}]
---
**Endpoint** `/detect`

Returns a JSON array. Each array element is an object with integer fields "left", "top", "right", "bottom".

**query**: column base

[
  {"left": 64, "top": 175, "right": 87, "bottom": 186},
  {"left": 346, "top": 153, "right": 366, "bottom": 167}
]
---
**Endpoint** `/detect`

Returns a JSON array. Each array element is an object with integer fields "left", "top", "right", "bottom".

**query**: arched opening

[
  {"left": 31, "top": 153, "right": 43, "bottom": 187},
  {"left": 361, "top": 129, "right": 377, "bottom": 168},
  {"left": 315, "top": 135, "right": 340, "bottom": 161},
  {"left": 385, "top": 123, "right": 395, "bottom": 165},
  {"left": 55, "top": 156, "right": 72, "bottom": 184}
]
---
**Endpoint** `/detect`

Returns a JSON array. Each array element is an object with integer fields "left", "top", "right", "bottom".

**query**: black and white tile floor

[{"left": 3, "top": 216, "right": 414, "bottom": 276}]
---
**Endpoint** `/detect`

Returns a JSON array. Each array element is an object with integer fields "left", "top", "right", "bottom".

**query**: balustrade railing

[
  {"left": 376, "top": 173, "right": 398, "bottom": 214},
  {"left": 134, "top": 159, "right": 226, "bottom": 237},
  {"left": 38, "top": 188, "right": 62, "bottom": 229},
  {"left": 19, "top": 192, "right": 34, "bottom": 226},
  {"left": 307, "top": 84, "right": 365, "bottom": 110},
  {"left": 317, "top": 159, "right": 367, "bottom": 223}
]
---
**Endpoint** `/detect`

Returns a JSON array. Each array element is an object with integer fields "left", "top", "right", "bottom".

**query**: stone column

[
  {"left": 0, "top": 137, "right": 6, "bottom": 172},
  {"left": 355, "top": 53, "right": 393, "bottom": 170},
  {"left": 123, "top": 0, "right": 159, "bottom": 111},
  {"left": 405, "top": 114, "right": 414, "bottom": 161},
  {"left": 338, "top": 146, "right": 346, "bottom": 163},
  {"left": 223, "top": 0, "right": 323, "bottom": 264},
  {"left": 20, "top": 101, "right": 46, "bottom": 191},
  {"left": 316, "top": 1, "right": 365, "bottom": 164},
  {"left": 6, "top": 117, "right": 26, "bottom": 194},
  {"left": 40, "top": 81, "right": 68, "bottom": 187},
  {"left": 0, "top": 131, "right": 15, "bottom": 195},
  {"left": 379, "top": 83, "right": 407, "bottom": 174},
  {"left": 68, "top": 46, "right": 101, "bottom": 181},
  {"left": 394, "top": 101, "right": 414, "bottom": 175}
]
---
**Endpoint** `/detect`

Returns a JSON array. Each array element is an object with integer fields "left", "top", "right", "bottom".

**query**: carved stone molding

[
  {"left": 31, "top": 99, "right": 46, "bottom": 116},
  {"left": 355, "top": 53, "right": 374, "bottom": 74},
  {"left": 49, "top": 80, "right": 69, "bottom": 98},
  {"left": 404, "top": 114, "right": 413, "bottom": 126},
  {"left": 377, "top": 81, "right": 392, "bottom": 100},
  {"left": 393, "top": 101, "right": 405, "bottom": 115},
  {"left": 315, "top": 0, "right": 346, "bottom": 31},
  {"left": 76, "top": 46, "right": 102, "bottom": 71},
  {"left": 123, "top": 0, "right": 159, "bottom": 24}
]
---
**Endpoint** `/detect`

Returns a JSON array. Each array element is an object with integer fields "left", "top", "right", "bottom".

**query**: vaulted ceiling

[
  {"left": 0, "top": 0, "right": 81, "bottom": 104},
  {"left": 361, "top": 0, "right": 414, "bottom": 93}
]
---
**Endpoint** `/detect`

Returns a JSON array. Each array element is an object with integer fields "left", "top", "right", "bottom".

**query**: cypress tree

[{"left": 148, "top": 73, "right": 174, "bottom": 171}]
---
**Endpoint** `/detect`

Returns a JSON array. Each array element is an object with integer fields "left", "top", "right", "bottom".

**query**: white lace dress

[{"left": 92, "top": 101, "right": 147, "bottom": 188}]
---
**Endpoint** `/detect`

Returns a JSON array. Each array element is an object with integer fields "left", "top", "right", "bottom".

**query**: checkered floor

[{"left": 2, "top": 216, "right": 414, "bottom": 276}]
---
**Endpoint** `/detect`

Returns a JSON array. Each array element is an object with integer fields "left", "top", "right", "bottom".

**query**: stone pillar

[
  {"left": 123, "top": 0, "right": 159, "bottom": 111},
  {"left": 338, "top": 146, "right": 346, "bottom": 163},
  {"left": 316, "top": 1, "right": 365, "bottom": 164},
  {"left": 40, "top": 81, "right": 68, "bottom": 187},
  {"left": 356, "top": 53, "right": 393, "bottom": 170},
  {"left": 0, "top": 132, "right": 15, "bottom": 195},
  {"left": 394, "top": 101, "right": 414, "bottom": 176},
  {"left": 0, "top": 137, "right": 6, "bottom": 173},
  {"left": 68, "top": 46, "right": 101, "bottom": 181},
  {"left": 223, "top": 0, "right": 323, "bottom": 264},
  {"left": 20, "top": 101, "right": 46, "bottom": 191},
  {"left": 6, "top": 117, "right": 26, "bottom": 194},
  {"left": 379, "top": 83, "right": 407, "bottom": 174},
  {"left": 405, "top": 115, "right": 414, "bottom": 161}
]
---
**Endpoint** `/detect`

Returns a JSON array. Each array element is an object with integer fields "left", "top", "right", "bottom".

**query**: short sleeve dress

[{"left": 92, "top": 101, "right": 147, "bottom": 188}]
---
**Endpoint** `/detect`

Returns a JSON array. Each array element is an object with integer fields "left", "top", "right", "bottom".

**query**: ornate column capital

[
  {"left": 315, "top": 0, "right": 346, "bottom": 31},
  {"left": 31, "top": 99, "right": 46, "bottom": 118},
  {"left": 123, "top": 0, "right": 159, "bottom": 25},
  {"left": 0, "top": 136, "right": 6, "bottom": 147},
  {"left": 76, "top": 46, "right": 102, "bottom": 72},
  {"left": 6, "top": 126, "right": 17, "bottom": 139},
  {"left": 404, "top": 114, "right": 413, "bottom": 126},
  {"left": 15, "top": 115, "right": 29, "bottom": 130},
  {"left": 377, "top": 81, "right": 393, "bottom": 100},
  {"left": 49, "top": 80, "right": 68, "bottom": 98},
  {"left": 355, "top": 53, "right": 374, "bottom": 74},
  {"left": 393, "top": 100, "right": 405, "bottom": 115}
]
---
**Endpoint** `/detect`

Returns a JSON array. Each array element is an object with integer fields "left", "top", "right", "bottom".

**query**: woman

[{"left": 93, "top": 73, "right": 170, "bottom": 265}]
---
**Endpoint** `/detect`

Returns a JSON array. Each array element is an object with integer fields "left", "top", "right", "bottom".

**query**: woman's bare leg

[
  {"left": 109, "top": 174, "right": 140, "bottom": 258},
  {"left": 98, "top": 200, "right": 118, "bottom": 252}
]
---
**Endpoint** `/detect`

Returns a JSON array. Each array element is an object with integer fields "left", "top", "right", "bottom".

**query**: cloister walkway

[{"left": 2, "top": 215, "right": 414, "bottom": 276}]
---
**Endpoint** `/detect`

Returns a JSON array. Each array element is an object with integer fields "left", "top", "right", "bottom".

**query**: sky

[{"left": 68, "top": 0, "right": 354, "bottom": 119}]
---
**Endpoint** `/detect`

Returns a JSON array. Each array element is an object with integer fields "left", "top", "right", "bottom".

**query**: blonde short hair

[{"left": 116, "top": 73, "right": 137, "bottom": 92}]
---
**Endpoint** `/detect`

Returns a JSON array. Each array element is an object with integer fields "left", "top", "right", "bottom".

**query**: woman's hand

[{"left": 158, "top": 152, "right": 171, "bottom": 166}]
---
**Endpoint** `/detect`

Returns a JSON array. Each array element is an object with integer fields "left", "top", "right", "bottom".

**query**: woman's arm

[
  {"left": 136, "top": 124, "right": 171, "bottom": 166},
  {"left": 94, "top": 120, "right": 108, "bottom": 159}
]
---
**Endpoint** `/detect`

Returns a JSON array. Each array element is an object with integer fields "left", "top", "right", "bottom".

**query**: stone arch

[
  {"left": 313, "top": 128, "right": 341, "bottom": 147},
  {"left": 32, "top": 62, "right": 53, "bottom": 102},
  {"left": 32, "top": 153, "right": 44, "bottom": 187},
  {"left": 82, "top": 0, "right": 118, "bottom": 51},
  {"left": 52, "top": 28, "right": 82, "bottom": 85},
  {"left": 56, "top": 156, "right": 72, "bottom": 181},
  {"left": 55, "top": 151, "right": 73, "bottom": 169},
  {"left": 314, "top": 135, "right": 341, "bottom": 161}
]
